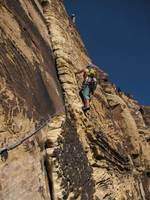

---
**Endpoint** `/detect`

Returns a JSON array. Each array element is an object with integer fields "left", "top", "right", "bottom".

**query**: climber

[
  {"left": 71, "top": 13, "right": 76, "bottom": 23},
  {"left": 75, "top": 63, "right": 97, "bottom": 111}
]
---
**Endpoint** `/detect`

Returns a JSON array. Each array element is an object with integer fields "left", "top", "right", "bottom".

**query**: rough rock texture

[
  {"left": 142, "top": 106, "right": 150, "bottom": 127},
  {"left": 0, "top": 1, "right": 64, "bottom": 199},
  {"left": 0, "top": 0, "right": 150, "bottom": 200}
]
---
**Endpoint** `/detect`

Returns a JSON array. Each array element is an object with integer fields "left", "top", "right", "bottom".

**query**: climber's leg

[
  {"left": 82, "top": 85, "right": 90, "bottom": 111},
  {"left": 79, "top": 89, "right": 84, "bottom": 102},
  {"left": 83, "top": 99, "right": 90, "bottom": 111}
]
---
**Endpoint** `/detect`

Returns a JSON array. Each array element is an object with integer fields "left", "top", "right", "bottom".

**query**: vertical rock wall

[
  {"left": 0, "top": 0, "right": 64, "bottom": 199},
  {"left": 0, "top": 0, "right": 149, "bottom": 200},
  {"left": 41, "top": 0, "right": 150, "bottom": 199}
]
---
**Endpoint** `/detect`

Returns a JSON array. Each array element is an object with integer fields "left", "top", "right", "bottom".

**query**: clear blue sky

[{"left": 64, "top": 0, "right": 150, "bottom": 106}]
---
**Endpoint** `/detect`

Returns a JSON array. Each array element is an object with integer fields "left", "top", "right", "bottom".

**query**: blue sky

[{"left": 64, "top": 0, "right": 150, "bottom": 105}]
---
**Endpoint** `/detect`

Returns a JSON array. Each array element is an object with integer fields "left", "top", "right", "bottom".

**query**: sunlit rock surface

[{"left": 0, "top": 0, "right": 149, "bottom": 199}]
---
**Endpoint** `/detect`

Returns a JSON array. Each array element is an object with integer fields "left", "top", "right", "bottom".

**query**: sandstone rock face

[
  {"left": 142, "top": 106, "right": 150, "bottom": 127},
  {"left": 0, "top": 0, "right": 64, "bottom": 199},
  {"left": 0, "top": 0, "right": 149, "bottom": 200}
]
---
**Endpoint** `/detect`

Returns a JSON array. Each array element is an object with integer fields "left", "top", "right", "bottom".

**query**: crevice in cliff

[
  {"left": 44, "top": 158, "right": 54, "bottom": 200},
  {"left": 41, "top": 0, "right": 49, "bottom": 8}
]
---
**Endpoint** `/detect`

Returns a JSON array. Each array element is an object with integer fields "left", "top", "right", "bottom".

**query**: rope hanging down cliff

[{"left": 0, "top": 111, "right": 62, "bottom": 160}]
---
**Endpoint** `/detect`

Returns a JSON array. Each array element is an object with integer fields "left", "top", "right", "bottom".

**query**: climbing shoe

[{"left": 82, "top": 106, "right": 90, "bottom": 112}]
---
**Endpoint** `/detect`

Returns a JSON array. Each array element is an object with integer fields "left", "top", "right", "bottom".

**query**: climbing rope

[{"left": 0, "top": 111, "right": 63, "bottom": 159}]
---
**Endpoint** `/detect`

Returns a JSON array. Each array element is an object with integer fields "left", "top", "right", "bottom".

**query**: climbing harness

[{"left": 83, "top": 76, "right": 97, "bottom": 95}]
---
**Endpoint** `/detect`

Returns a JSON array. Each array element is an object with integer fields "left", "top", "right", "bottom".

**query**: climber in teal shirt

[{"left": 75, "top": 63, "right": 97, "bottom": 111}]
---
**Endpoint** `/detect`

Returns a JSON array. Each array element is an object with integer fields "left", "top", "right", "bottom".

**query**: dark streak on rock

[
  {"left": 89, "top": 131, "right": 130, "bottom": 171},
  {"left": 0, "top": 32, "right": 54, "bottom": 120},
  {"left": 55, "top": 119, "right": 95, "bottom": 200},
  {"left": 0, "top": 0, "right": 65, "bottom": 120}
]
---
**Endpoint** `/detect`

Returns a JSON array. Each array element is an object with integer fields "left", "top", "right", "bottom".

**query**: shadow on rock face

[{"left": 54, "top": 119, "right": 95, "bottom": 200}]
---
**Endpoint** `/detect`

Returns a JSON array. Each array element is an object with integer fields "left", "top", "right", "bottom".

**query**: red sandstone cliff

[{"left": 0, "top": 1, "right": 149, "bottom": 200}]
